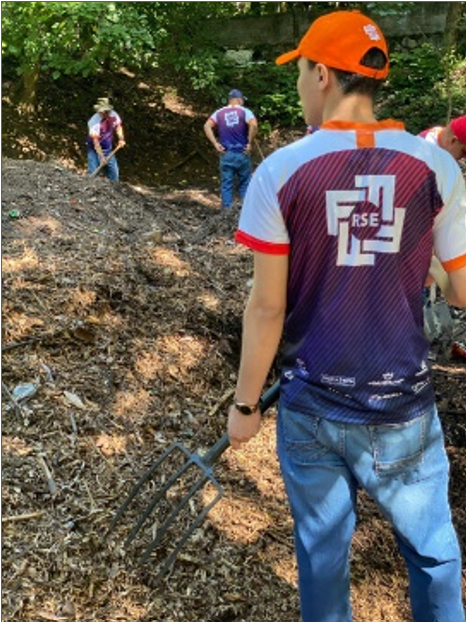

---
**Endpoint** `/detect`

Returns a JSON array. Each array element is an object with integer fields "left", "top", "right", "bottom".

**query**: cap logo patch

[{"left": 363, "top": 24, "right": 381, "bottom": 41}]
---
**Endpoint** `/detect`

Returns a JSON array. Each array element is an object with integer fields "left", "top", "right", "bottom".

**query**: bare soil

[{"left": 2, "top": 69, "right": 466, "bottom": 622}]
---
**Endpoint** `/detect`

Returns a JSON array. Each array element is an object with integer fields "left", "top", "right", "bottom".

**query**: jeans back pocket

[{"left": 371, "top": 414, "right": 426, "bottom": 479}]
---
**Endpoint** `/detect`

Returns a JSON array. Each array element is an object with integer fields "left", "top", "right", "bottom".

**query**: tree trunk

[
  {"left": 18, "top": 61, "right": 41, "bottom": 113},
  {"left": 443, "top": 2, "right": 463, "bottom": 51},
  {"left": 443, "top": 2, "right": 464, "bottom": 122}
]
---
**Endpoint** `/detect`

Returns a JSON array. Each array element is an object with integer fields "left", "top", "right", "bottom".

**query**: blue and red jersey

[
  {"left": 87, "top": 111, "right": 122, "bottom": 151},
  {"left": 235, "top": 120, "right": 466, "bottom": 424},
  {"left": 209, "top": 105, "right": 256, "bottom": 152}
]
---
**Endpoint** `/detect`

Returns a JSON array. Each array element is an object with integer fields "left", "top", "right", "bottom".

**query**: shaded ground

[
  {"left": 1, "top": 65, "right": 294, "bottom": 192},
  {"left": 2, "top": 68, "right": 466, "bottom": 622}
]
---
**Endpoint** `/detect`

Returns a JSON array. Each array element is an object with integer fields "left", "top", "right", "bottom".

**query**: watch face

[{"left": 235, "top": 403, "right": 256, "bottom": 415}]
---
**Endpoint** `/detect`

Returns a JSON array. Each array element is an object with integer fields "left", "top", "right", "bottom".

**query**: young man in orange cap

[
  {"left": 227, "top": 10, "right": 466, "bottom": 622},
  {"left": 420, "top": 114, "right": 466, "bottom": 162}
]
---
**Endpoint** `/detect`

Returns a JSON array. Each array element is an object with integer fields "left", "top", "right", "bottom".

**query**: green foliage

[
  {"left": 360, "top": 2, "right": 416, "bottom": 18},
  {"left": 235, "top": 64, "right": 303, "bottom": 133},
  {"left": 377, "top": 42, "right": 466, "bottom": 133},
  {"left": 2, "top": 0, "right": 464, "bottom": 133},
  {"left": 184, "top": 41, "right": 465, "bottom": 136},
  {"left": 2, "top": 2, "right": 160, "bottom": 81},
  {"left": 172, "top": 51, "right": 232, "bottom": 103}
]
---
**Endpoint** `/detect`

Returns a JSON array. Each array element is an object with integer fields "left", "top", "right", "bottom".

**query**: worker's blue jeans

[
  {"left": 276, "top": 402, "right": 464, "bottom": 622},
  {"left": 219, "top": 151, "right": 252, "bottom": 208},
  {"left": 87, "top": 148, "right": 119, "bottom": 181}
]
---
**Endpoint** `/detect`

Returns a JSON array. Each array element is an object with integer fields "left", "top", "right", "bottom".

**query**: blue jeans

[
  {"left": 276, "top": 403, "right": 464, "bottom": 622},
  {"left": 87, "top": 148, "right": 119, "bottom": 181},
  {"left": 219, "top": 150, "right": 252, "bottom": 208}
]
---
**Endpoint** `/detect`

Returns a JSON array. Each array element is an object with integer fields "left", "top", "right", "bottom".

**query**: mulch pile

[{"left": 2, "top": 157, "right": 465, "bottom": 622}]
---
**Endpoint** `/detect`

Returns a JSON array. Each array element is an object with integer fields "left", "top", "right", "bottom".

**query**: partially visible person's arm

[
  {"left": 245, "top": 118, "right": 258, "bottom": 154},
  {"left": 116, "top": 124, "right": 126, "bottom": 148},
  {"left": 431, "top": 157, "right": 466, "bottom": 307},
  {"left": 112, "top": 111, "right": 125, "bottom": 147},
  {"left": 429, "top": 256, "right": 466, "bottom": 307},
  {"left": 92, "top": 137, "right": 106, "bottom": 163},
  {"left": 204, "top": 119, "right": 224, "bottom": 153},
  {"left": 88, "top": 115, "right": 106, "bottom": 163},
  {"left": 228, "top": 251, "right": 288, "bottom": 449}
]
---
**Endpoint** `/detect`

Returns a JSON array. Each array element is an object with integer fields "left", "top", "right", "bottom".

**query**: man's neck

[{"left": 323, "top": 93, "right": 376, "bottom": 124}]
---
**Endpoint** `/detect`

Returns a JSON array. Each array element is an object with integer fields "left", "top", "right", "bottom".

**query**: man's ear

[{"left": 316, "top": 64, "right": 329, "bottom": 87}]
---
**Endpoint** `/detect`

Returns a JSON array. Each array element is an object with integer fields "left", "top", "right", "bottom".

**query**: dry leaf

[{"left": 63, "top": 391, "right": 86, "bottom": 410}]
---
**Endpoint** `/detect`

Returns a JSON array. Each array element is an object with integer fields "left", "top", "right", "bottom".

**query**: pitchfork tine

[
  {"left": 107, "top": 442, "right": 191, "bottom": 535},
  {"left": 108, "top": 380, "right": 280, "bottom": 573},
  {"left": 124, "top": 451, "right": 193, "bottom": 546},
  {"left": 145, "top": 474, "right": 210, "bottom": 550},
  {"left": 143, "top": 486, "right": 224, "bottom": 579}
]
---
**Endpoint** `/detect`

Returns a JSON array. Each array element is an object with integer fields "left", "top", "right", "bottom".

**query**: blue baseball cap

[{"left": 228, "top": 89, "right": 247, "bottom": 100}]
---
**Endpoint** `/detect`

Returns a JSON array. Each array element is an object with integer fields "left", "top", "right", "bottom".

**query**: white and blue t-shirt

[
  {"left": 236, "top": 119, "right": 466, "bottom": 424},
  {"left": 209, "top": 105, "right": 256, "bottom": 152},
  {"left": 87, "top": 111, "right": 122, "bottom": 151}
]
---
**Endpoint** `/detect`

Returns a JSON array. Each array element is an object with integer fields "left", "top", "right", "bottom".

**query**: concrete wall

[{"left": 206, "top": 3, "right": 455, "bottom": 55}]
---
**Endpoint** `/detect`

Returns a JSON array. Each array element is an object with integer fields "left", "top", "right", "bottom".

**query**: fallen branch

[
  {"left": 208, "top": 387, "right": 235, "bottom": 418},
  {"left": 2, "top": 327, "right": 68, "bottom": 352},
  {"left": 2, "top": 511, "right": 45, "bottom": 523},
  {"left": 196, "top": 148, "right": 213, "bottom": 165},
  {"left": 164, "top": 150, "right": 197, "bottom": 175},
  {"left": 37, "top": 454, "right": 58, "bottom": 496},
  {"left": 254, "top": 139, "right": 265, "bottom": 161}
]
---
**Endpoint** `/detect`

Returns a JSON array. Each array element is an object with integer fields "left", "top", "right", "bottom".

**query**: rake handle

[{"left": 201, "top": 380, "right": 280, "bottom": 466}]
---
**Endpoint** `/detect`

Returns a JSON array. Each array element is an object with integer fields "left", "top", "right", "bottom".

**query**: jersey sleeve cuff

[
  {"left": 443, "top": 253, "right": 466, "bottom": 272},
  {"left": 235, "top": 230, "right": 290, "bottom": 255}
]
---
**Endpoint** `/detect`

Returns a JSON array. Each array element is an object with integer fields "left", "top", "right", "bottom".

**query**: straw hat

[{"left": 94, "top": 97, "right": 112, "bottom": 113}]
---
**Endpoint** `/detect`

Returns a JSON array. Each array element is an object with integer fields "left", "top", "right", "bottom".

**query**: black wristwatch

[{"left": 234, "top": 401, "right": 259, "bottom": 415}]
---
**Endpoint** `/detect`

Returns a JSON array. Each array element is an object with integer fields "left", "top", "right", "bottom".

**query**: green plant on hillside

[
  {"left": 1, "top": 2, "right": 160, "bottom": 109},
  {"left": 2, "top": 1, "right": 464, "bottom": 132},
  {"left": 200, "top": 41, "right": 465, "bottom": 135},
  {"left": 237, "top": 64, "right": 303, "bottom": 132},
  {"left": 377, "top": 43, "right": 466, "bottom": 133}
]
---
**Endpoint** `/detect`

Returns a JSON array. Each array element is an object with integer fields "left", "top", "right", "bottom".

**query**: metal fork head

[
  {"left": 107, "top": 382, "right": 281, "bottom": 582},
  {"left": 107, "top": 442, "right": 225, "bottom": 582}
]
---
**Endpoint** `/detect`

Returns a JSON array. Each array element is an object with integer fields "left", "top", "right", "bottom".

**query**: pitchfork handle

[{"left": 201, "top": 380, "right": 280, "bottom": 467}]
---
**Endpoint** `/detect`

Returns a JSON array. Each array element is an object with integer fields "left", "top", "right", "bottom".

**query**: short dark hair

[{"left": 308, "top": 48, "right": 388, "bottom": 96}]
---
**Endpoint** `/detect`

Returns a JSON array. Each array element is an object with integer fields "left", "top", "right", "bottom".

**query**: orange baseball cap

[{"left": 276, "top": 10, "right": 389, "bottom": 79}]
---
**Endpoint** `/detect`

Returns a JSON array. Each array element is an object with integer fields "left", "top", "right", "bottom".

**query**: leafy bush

[
  {"left": 176, "top": 39, "right": 465, "bottom": 136},
  {"left": 376, "top": 42, "right": 466, "bottom": 134},
  {"left": 233, "top": 64, "right": 303, "bottom": 133}
]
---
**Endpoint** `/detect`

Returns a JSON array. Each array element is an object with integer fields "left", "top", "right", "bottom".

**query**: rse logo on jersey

[
  {"left": 326, "top": 175, "right": 406, "bottom": 267},
  {"left": 225, "top": 111, "right": 240, "bottom": 128}
]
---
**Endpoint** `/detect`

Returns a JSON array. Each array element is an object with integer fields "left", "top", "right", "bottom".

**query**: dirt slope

[
  {"left": 2, "top": 62, "right": 466, "bottom": 620},
  {"left": 2, "top": 156, "right": 466, "bottom": 622}
]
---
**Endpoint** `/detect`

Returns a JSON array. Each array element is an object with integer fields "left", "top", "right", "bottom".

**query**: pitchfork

[{"left": 107, "top": 381, "right": 280, "bottom": 582}]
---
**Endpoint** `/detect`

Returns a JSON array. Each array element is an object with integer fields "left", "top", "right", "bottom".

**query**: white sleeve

[
  {"left": 244, "top": 107, "right": 256, "bottom": 123},
  {"left": 88, "top": 114, "right": 101, "bottom": 138},
  {"left": 433, "top": 161, "right": 466, "bottom": 272},
  {"left": 111, "top": 111, "right": 122, "bottom": 126},
  {"left": 238, "top": 159, "right": 289, "bottom": 246}
]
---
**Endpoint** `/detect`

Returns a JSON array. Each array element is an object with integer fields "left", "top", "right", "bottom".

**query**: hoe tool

[
  {"left": 107, "top": 381, "right": 280, "bottom": 581},
  {"left": 90, "top": 143, "right": 123, "bottom": 178}
]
